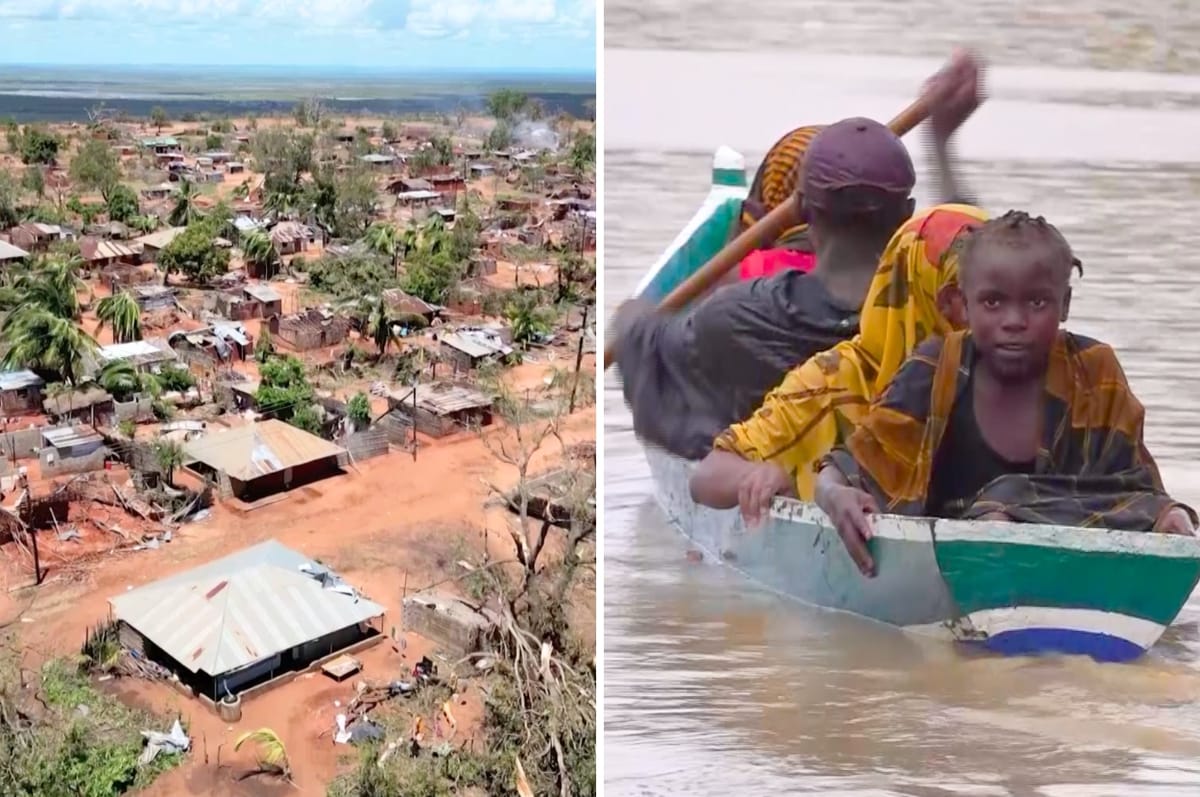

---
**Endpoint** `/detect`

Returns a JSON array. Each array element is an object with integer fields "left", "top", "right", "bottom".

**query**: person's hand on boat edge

[
  {"left": 736, "top": 461, "right": 794, "bottom": 528},
  {"left": 815, "top": 470, "right": 878, "bottom": 578},
  {"left": 1155, "top": 506, "right": 1197, "bottom": 536},
  {"left": 922, "top": 48, "right": 985, "bottom": 144}
]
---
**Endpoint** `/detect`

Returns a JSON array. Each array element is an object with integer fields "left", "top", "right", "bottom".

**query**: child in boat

[{"left": 814, "top": 211, "right": 1196, "bottom": 577}]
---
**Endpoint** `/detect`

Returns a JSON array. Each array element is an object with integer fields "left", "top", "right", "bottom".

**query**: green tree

[
  {"left": 205, "top": 133, "right": 224, "bottom": 151},
  {"left": 158, "top": 221, "right": 230, "bottom": 284},
  {"left": 485, "top": 121, "right": 513, "bottom": 152},
  {"left": 330, "top": 167, "right": 377, "bottom": 238},
  {"left": 19, "top": 126, "right": 60, "bottom": 165},
  {"left": 362, "top": 294, "right": 396, "bottom": 354},
  {"left": 153, "top": 439, "right": 185, "bottom": 487},
  {"left": 430, "top": 135, "right": 454, "bottom": 166},
  {"left": 569, "top": 131, "right": 595, "bottom": 174},
  {"left": 254, "top": 326, "right": 275, "bottom": 363},
  {"left": 167, "top": 179, "right": 201, "bottom": 227},
  {"left": 103, "top": 183, "right": 139, "bottom": 224},
  {"left": 381, "top": 120, "right": 398, "bottom": 141},
  {"left": 95, "top": 290, "right": 142, "bottom": 343},
  {"left": 241, "top": 230, "right": 280, "bottom": 279},
  {"left": 1, "top": 309, "right": 97, "bottom": 385},
  {"left": 505, "top": 291, "right": 554, "bottom": 347},
  {"left": 487, "top": 89, "right": 529, "bottom": 121},
  {"left": 69, "top": 138, "right": 121, "bottom": 192},
  {"left": 0, "top": 254, "right": 89, "bottom": 320},
  {"left": 95, "top": 359, "right": 142, "bottom": 401},
  {"left": 256, "top": 355, "right": 320, "bottom": 433},
  {"left": 0, "top": 170, "right": 18, "bottom": 228},
  {"left": 401, "top": 249, "right": 460, "bottom": 305},
  {"left": 347, "top": 392, "right": 371, "bottom": 429},
  {"left": 289, "top": 403, "right": 323, "bottom": 435},
  {"left": 21, "top": 166, "right": 44, "bottom": 198},
  {"left": 364, "top": 222, "right": 399, "bottom": 270},
  {"left": 150, "top": 106, "right": 167, "bottom": 134}
]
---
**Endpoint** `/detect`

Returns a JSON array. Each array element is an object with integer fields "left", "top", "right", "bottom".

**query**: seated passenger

[
  {"left": 814, "top": 211, "right": 1196, "bottom": 577},
  {"left": 691, "top": 203, "right": 988, "bottom": 516},
  {"left": 615, "top": 117, "right": 918, "bottom": 459},
  {"left": 728, "top": 125, "right": 821, "bottom": 283}
]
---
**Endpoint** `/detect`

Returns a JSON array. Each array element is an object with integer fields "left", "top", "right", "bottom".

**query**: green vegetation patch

[{"left": 0, "top": 645, "right": 185, "bottom": 796}]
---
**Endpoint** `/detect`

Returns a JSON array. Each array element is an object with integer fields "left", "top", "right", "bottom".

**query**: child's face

[{"left": 961, "top": 244, "right": 1070, "bottom": 383}]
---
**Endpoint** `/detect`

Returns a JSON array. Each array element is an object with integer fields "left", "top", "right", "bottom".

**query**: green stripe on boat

[{"left": 934, "top": 536, "right": 1200, "bottom": 627}]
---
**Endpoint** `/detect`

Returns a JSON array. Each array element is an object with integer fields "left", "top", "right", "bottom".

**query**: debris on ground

[{"left": 138, "top": 718, "right": 190, "bottom": 766}]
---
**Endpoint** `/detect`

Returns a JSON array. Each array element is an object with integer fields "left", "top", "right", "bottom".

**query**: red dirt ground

[{"left": 0, "top": 404, "right": 595, "bottom": 796}]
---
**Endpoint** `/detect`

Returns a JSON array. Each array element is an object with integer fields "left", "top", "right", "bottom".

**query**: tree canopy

[
  {"left": 70, "top": 138, "right": 122, "bottom": 192},
  {"left": 157, "top": 221, "right": 230, "bottom": 284}
]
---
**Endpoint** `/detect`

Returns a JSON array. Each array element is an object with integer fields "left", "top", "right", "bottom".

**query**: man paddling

[{"left": 614, "top": 52, "right": 984, "bottom": 460}]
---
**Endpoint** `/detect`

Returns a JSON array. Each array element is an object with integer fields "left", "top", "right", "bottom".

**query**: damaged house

[
  {"left": 434, "top": 327, "right": 514, "bottom": 372},
  {"left": 109, "top": 539, "right": 384, "bottom": 701},
  {"left": 0, "top": 369, "right": 45, "bottom": 415},
  {"left": 168, "top": 322, "right": 252, "bottom": 363},
  {"left": 267, "top": 307, "right": 350, "bottom": 351},
  {"left": 386, "top": 382, "right": 495, "bottom": 438}
]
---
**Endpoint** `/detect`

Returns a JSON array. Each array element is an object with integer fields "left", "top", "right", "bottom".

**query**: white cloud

[{"left": 0, "top": 0, "right": 594, "bottom": 38}]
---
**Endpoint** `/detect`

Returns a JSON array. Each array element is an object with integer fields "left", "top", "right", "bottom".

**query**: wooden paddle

[{"left": 602, "top": 97, "right": 933, "bottom": 371}]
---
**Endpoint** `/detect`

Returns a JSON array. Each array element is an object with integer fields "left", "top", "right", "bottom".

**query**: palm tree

[
  {"left": 168, "top": 179, "right": 200, "bottom": 227},
  {"left": 1, "top": 254, "right": 91, "bottom": 320},
  {"left": 1, "top": 308, "right": 98, "bottom": 385},
  {"left": 419, "top": 214, "right": 446, "bottom": 254},
  {"left": 363, "top": 294, "right": 396, "bottom": 355},
  {"left": 234, "top": 728, "right": 291, "bottom": 780},
  {"left": 95, "top": 291, "right": 142, "bottom": 343},
  {"left": 505, "top": 294, "right": 552, "bottom": 348},
  {"left": 241, "top": 231, "right": 279, "bottom": 279},
  {"left": 364, "top": 222, "right": 399, "bottom": 272},
  {"left": 152, "top": 439, "right": 185, "bottom": 487},
  {"left": 95, "top": 359, "right": 141, "bottom": 401}
]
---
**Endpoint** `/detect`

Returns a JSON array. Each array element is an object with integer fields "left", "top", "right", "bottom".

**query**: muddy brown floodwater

[{"left": 603, "top": 3, "right": 1200, "bottom": 794}]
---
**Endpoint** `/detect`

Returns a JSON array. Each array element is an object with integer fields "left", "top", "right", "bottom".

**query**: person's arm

[
  {"left": 929, "top": 131, "right": 979, "bottom": 208},
  {"left": 690, "top": 450, "right": 762, "bottom": 509},
  {"left": 691, "top": 450, "right": 793, "bottom": 526},
  {"left": 814, "top": 462, "right": 878, "bottom": 577},
  {"left": 922, "top": 49, "right": 985, "bottom": 206}
]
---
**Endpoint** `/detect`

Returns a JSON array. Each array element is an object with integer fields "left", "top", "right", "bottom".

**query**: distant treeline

[{"left": 0, "top": 91, "right": 596, "bottom": 124}]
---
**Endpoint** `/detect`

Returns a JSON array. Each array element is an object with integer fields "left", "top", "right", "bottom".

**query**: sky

[{"left": 0, "top": 0, "right": 596, "bottom": 74}]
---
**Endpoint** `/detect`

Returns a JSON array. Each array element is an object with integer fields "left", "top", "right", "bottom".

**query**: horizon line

[{"left": 0, "top": 62, "right": 596, "bottom": 76}]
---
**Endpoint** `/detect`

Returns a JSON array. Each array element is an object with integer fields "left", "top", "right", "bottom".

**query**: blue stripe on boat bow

[{"left": 972, "top": 628, "right": 1146, "bottom": 663}]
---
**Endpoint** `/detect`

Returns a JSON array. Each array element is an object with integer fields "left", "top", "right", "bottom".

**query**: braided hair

[{"left": 960, "top": 210, "right": 1083, "bottom": 284}]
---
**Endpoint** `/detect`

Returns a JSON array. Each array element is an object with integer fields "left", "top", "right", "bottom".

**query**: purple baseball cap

[{"left": 801, "top": 117, "right": 915, "bottom": 215}]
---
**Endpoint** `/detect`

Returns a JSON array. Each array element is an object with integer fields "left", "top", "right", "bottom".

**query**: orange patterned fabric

[
  {"left": 737, "top": 125, "right": 823, "bottom": 247},
  {"left": 714, "top": 204, "right": 987, "bottom": 499},
  {"left": 824, "top": 331, "right": 1193, "bottom": 530}
]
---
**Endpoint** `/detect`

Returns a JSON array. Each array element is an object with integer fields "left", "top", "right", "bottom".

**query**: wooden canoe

[{"left": 630, "top": 147, "right": 1200, "bottom": 662}]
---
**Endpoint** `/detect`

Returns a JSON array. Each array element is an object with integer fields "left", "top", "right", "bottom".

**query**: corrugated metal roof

[
  {"left": 394, "top": 382, "right": 494, "bottom": 415},
  {"left": 80, "top": 237, "right": 137, "bottom": 262},
  {"left": 438, "top": 330, "right": 513, "bottom": 359},
  {"left": 0, "top": 240, "right": 29, "bottom": 261},
  {"left": 42, "top": 426, "right": 103, "bottom": 448},
  {"left": 184, "top": 419, "right": 346, "bottom": 481},
  {"left": 98, "top": 339, "right": 176, "bottom": 364},
  {"left": 243, "top": 283, "right": 282, "bottom": 303},
  {"left": 0, "top": 369, "right": 44, "bottom": 391},
  {"left": 135, "top": 226, "right": 186, "bottom": 250},
  {"left": 109, "top": 539, "right": 383, "bottom": 676}
]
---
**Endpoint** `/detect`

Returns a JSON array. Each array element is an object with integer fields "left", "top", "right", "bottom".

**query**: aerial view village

[{"left": 0, "top": 90, "right": 596, "bottom": 795}]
